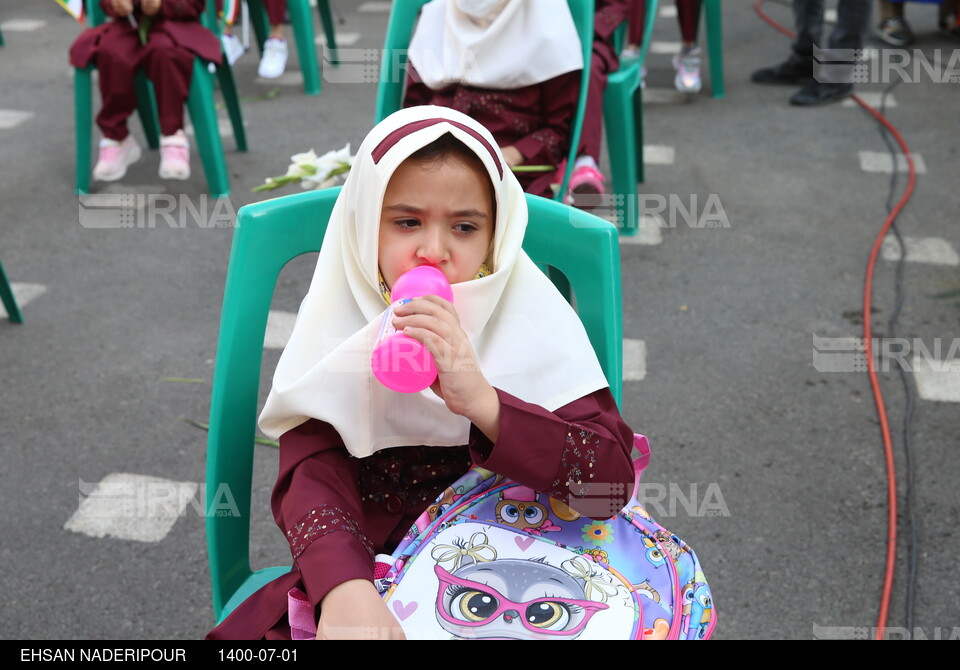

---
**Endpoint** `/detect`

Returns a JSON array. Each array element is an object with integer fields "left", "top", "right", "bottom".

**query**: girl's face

[{"left": 378, "top": 154, "right": 495, "bottom": 290}]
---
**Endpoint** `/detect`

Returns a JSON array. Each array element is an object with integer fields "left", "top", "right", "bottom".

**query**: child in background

[
  {"left": 206, "top": 106, "right": 636, "bottom": 640},
  {"left": 219, "top": 0, "right": 289, "bottom": 77},
  {"left": 622, "top": 0, "right": 703, "bottom": 94},
  {"left": 402, "top": 0, "right": 583, "bottom": 198},
  {"left": 568, "top": 0, "right": 631, "bottom": 208},
  {"left": 70, "top": 0, "right": 221, "bottom": 182}
]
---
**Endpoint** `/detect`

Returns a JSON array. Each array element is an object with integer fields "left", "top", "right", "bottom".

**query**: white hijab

[
  {"left": 258, "top": 107, "right": 608, "bottom": 457},
  {"left": 407, "top": 0, "right": 584, "bottom": 90}
]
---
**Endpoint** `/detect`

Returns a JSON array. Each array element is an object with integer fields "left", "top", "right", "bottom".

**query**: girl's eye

[
  {"left": 453, "top": 222, "right": 478, "bottom": 233},
  {"left": 395, "top": 219, "right": 419, "bottom": 229}
]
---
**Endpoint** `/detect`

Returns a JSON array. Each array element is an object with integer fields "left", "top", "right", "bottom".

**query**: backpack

[{"left": 374, "top": 435, "right": 716, "bottom": 640}]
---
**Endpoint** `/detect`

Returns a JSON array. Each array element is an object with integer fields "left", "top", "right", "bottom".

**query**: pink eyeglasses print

[{"left": 433, "top": 564, "right": 609, "bottom": 639}]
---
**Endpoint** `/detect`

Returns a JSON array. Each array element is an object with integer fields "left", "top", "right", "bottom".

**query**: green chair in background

[
  {"left": 0, "top": 260, "right": 24, "bottom": 324},
  {"left": 605, "top": 0, "right": 658, "bottom": 235},
  {"left": 374, "top": 0, "right": 595, "bottom": 211},
  {"left": 205, "top": 186, "right": 623, "bottom": 622},
  {"left": 247, "top": 0, "right": 340, "bottom": 96},
  {"left": 703, "top": 0, "right": 725, "bottom": 99},
  {"left": 75, "top": 0, "right": 247, "bottom": 197}
]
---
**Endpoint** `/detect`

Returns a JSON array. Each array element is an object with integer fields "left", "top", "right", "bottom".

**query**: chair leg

[
  {"left": 135, "top": 71, "right": 161, "bottom": 149},
  {"left": 603, "top": 73, "right": 640, "bottom": 235},
  {"left": 634, "top": 85, "right": 644, "bottom": 185},
  {"left": 75, "top": 67, "right": 93, "bottom": 195},
  {"left": 0, "top": 261, "right": 24, "bottom": 324},
  {"left": 217, "top": 61, "right": 248, "bottom": 152},
  {"left": 187, "top": 60, "right": 231, "bottom": 197},
  {"left": 249, "top": 0, "right": 269, "bottom": 55},
  {"left": 317, "top": 0, "right": 339, "bottom": 66},
  {"left": 704, "top": 0, "right": 725, "bottom": 99},
  {"left": 288, "top": 0, "right": 321, "bottom": 95}
]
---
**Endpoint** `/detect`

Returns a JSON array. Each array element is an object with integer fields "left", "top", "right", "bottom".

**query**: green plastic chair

[
  {"left": 604, "top": 0, "right": 658, "bottom": 236},
  {"left": 74, "top": 0, "right": 247, "bottom": 197},
  {"left": 374, "top": 0, "right": 595, "bottom": 208},
  {"left": 247, "top": 0, "right": 339, "bottom": 96},
  {"left": 703, "top": 0, "right": 724, "bottom": 99},
  {"left": 205, "top": 186, "right": 623, "bottom": 622},
  {"left": 0, "top": 260, "right": 24, "bottom": 324}
]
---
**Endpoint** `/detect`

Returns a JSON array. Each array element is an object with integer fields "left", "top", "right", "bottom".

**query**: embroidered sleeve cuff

[
  {"left": 286, "top": 505, "right": 375, "bottom": 561},
  {"left": 291, "top": 507, "right": 377, "bottom": 607}
]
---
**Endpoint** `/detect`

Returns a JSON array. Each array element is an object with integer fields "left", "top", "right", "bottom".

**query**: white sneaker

[
  {"left": 158, "top": 130, "right": 191, "bottom": 181},
  {"left": 93, "top": 135, "right": 142, "bottom": 182},
  {"left": 221, "top": 33, "right": 245, "bottom": 66},
  {"left": 258, "top": 38, "right": 288, "bottom": 79},
  {"left": 672, "top": 46, "right": 702, "bottom": 94}
]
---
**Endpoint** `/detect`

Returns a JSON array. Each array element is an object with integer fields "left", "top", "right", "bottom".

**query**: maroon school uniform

[
  {"left": 70, "top": 0, "right": 221, "bottom": 140},
  {"left": 402, "top": 65, "right": 580, "bottom": 199},
  {"left": 206, "top": 387, "right": 635, "bottom": 640}
]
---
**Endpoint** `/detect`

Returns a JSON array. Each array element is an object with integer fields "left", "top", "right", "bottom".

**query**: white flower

[
  {"left": 256, "top": 144, "right": 354, "bottom": 193},
  {"left": 285, "top": 149, "right": 319, "bottom": 178}
]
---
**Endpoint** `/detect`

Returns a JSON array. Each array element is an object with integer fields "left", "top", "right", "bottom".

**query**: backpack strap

[{"left": 631, "top": 434, "right": 651, "bottom": 498}]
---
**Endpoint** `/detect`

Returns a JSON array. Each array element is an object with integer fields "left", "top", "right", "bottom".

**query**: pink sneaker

[
  {"left": 159, "top": 130, "right": 191, "bottom": 180},
  {"left": 93, "top": 135, "right": 141, "bottom": 182},
  {"left": 568, "top": 164, "right": 606, "bottom": 209}
]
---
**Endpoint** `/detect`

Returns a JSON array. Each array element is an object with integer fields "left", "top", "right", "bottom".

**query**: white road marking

[
  {"left": 1, "top": 19, "right": 46, "bottom": 32},
  {"left": 881, "top": 236, "right": 959, "bottom": 266},
  {"left": 0, "top": 283, "right": 46, "bottom": 319},
  {"left": 265, "top": 310, "right": 297, "bottom": 349},
  {"left": 644, "top": 145, "right": 676, "bottom": 165},
  {"left": 619, "top": 215, "right": 664, "bottom": 245},
  {"left": 623, "top": 338, "right": 647, "bottom": 381},
  {"left": 0, "top": 110, "right": 34, "bottom": 130},
  {"left": 912, "top": 357, "right": 960, "bottom": 403},
  {"left": 64, "top": 473, "right": 199, "bottom": 543},
  {"left": 858, "top": 150, "right": 927, "bottom": 174}
]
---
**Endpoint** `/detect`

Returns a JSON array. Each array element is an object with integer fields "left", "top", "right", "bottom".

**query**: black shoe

[
  {"left": 751, "top": 58, "right": 814, "bottom": 85},
  {"left": 789, "top": 82, "right": 853, "bottom": 106}
]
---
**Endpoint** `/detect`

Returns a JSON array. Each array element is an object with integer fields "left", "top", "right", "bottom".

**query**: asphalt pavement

[{"left": 1, "top": 0, "right": 958, "bottom": 640}]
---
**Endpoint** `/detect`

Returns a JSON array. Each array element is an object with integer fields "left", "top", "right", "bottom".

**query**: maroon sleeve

[
  {"left": 468, "top": 387, "right": 636, "bottom": 520},
  {"left": 511, "top": 70, "right": 581, "bottom": 167},
  {"left": 401, "top": 63, "right": 437, "bottom": 108},
  {"left": 159, "top": 0, "right": 206, "bottom": 21},
  {"left": 271, "top": 419, "right": 377, "bottom": 609}
]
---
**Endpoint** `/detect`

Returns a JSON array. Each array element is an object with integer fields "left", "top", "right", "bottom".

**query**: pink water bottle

[{"left": 371, "top": 265, "right": 454, "bottom": 393}]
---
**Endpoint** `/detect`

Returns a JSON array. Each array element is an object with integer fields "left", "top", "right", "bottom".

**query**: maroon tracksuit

[{"left": 70, "top": 0, "right": 221, "bottom": 140}]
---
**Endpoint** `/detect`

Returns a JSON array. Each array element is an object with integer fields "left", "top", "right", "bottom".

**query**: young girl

[
  {"left": 70, "top": 0, "right": 222, "bottom": 182},
  {"left": 207, "top": 106, "right": 636, "bottom": 640}
]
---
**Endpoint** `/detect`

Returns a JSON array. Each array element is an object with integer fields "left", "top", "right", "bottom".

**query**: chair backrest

[
  {"left": 205, "top": 186, "right": 622, "bottom": 619},
  {"left": 374, "top": 0, "right": 595, "bottom": 202}
]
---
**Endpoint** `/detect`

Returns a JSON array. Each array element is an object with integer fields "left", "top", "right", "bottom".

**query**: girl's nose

[{"left": 417, "top": 229, "right": 447, "bottom": 264}]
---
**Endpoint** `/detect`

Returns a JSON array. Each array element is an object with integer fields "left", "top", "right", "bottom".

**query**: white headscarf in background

[
  {"left": 258, "top": 106, "right": 608, "bottom": 457},
  {"left": 408, "top": 0, "right": 583, "bottom": 90}
]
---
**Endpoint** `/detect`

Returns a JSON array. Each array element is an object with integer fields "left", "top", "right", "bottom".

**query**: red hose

[{"left": 753, "top": 0, "right": 918, "bottom": 641}]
